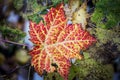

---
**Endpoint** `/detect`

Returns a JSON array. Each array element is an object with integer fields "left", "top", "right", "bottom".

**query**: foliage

[
  {"left": 0, "top": 24, "right": 25, "bottom": 41},
  {"left": 21, "top": 0, "right": 68, "bottom": 23},
  {"left": 13, "top": 0, "right": 23, "bottom": 10},
  {"left": 28, "top": 14, "right": 43, "bottom": 23},
  {"left": 52, "top": 0, "right": 68, "bottom": 5},
  {"left": 29, "top": 3, "right": 96, "bottom": 80},
  {"left": 28, "top": 0, "right": 45, "bottom": 14},
  {"left": 91, "top": 0, "right": 120, "bottom": 29},
  {"left": 14, "top": 0, "right": 69, "bottom": 23}
]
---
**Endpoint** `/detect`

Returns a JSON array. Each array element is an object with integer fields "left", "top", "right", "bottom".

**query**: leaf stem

[{"left": 28, "top": 66, "right": 31, "bottom": 80}]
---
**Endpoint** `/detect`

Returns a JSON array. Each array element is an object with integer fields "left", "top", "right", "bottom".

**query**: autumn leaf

[
  {"left": 72, "top": 2, "right": 90, "bottom": 29},
  {"left": 29, "top": 3, "right": 96, "bottom": 80},
  {"left": 64, "top": 0, "right": 80, "bottom": 20},
  {"left": 64, "top": 1, "right": 89, "bottom": 29}
]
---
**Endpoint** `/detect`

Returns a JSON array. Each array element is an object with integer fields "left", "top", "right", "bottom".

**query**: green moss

[
  {"left": 95, "top": 27, "right": 120, "bottom": 45},
  {"left": 28, "top": 14, "right": 43, "bottom": 23},
  {"left": 91, "top": 0, "right": 120, "bottom": 29},
  {"left": 87, "top": 25, "right": 120, "bottom": 64},
  {"left": 68, "top": 53, "right": 113, "bottom": 80},
  {"left": 52, "top": 0, "right": 68, "bottom": 4},
  {"left": 13, "top": 0, "right": 23, "bottom": 10},
  {"left": 44, "top": 72, "right": 64, "bottom": 80},
  {"left": 0, "top": 25, "right": 25, "bottom": 41}
]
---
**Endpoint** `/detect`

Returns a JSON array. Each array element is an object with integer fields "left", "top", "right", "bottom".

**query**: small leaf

[{"left": 72, "top": 3, "right": 90, "bottom": 29}]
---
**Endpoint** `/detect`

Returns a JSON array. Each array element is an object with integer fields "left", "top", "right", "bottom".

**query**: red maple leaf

[{"left": 29, "top": 3, "right": 96, "bottom": 80}]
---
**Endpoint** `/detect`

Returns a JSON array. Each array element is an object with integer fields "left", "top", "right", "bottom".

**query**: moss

[
  {"left": 91, "top": 0, "right": 120, "bottom": 29},
  {"left": 13, "top": 0, "right": 23, "bottom": 10},
  {"left": 87, "top": 25, "right": 120, "bottom": 64},
  {"left": 68, "top": 53, "right": 113, "bottom": 80},
  {"left": 51, "top": 0, "right": 68, "bottom": 4},
  {"left": 28, "top": 14, "right": 43, "bottom": 23},
  {"left": 95, "top": 28, "right": 116, "bottom": 44},
  {"left": 44, "top": 72, "right": 64, "bottom": 80},
  {"left": 0, "top": 25, "right": 25, "bottom": 41},
  {"left": 89, "top": 25, "right": 120, "bottom": 46}
]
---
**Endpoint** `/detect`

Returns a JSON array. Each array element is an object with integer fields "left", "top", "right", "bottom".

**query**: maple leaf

[{"left": 29, "top": 3, "right": 96, "bottom": 80}]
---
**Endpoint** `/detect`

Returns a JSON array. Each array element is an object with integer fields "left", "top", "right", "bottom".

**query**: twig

[
  {"left": 0, "top": 63, "right": 31, "bottom": 78},
  {"left": 0, "top": 38, "right": 27, "bottom": 47},
  {"left": 7, "top": 63, "right": 31, "bottom": 74},
  {"left": 28, "top": 66, "right": 31, "bottom": 80},
  {"left": 88, "top": 22, "right": 96, "bottom": 27}
]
